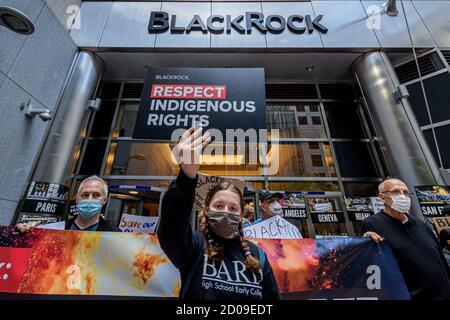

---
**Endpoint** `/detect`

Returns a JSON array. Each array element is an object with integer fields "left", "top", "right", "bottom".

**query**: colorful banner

[
  {"left": 243, "top": 215, "right": 303, "bottom": 239},
  {"left": 119, "top": 213, "right": 159, "bottom": 233},
  {"left": 0, "top": 227, "right": 409, "bottom": 299},
  {"left": 415, "top": 185, "right": 450, "bottom": 217}
]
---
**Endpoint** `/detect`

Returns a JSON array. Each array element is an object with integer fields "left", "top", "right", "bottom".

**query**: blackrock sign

[{"left": 148, "top": 11, "right": 328, "bottom": 35}]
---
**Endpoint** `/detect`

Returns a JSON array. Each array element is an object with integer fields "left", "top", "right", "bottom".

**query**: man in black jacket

[
  {"left": 17, "top": 176, "right": 119, "bottom": 232},
  {"left": 362, "top": 178, "right": 450, "bottom": 299}
]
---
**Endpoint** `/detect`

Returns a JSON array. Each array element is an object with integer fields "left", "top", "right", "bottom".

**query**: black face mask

[{"left": 208, "top": 210, "right": 240, "bottom": 239}]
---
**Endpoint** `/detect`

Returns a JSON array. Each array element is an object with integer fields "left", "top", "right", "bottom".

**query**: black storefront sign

[
  {"left": 415, "top": 185, "right": 450, "bottom": 217},
  {"left": 280, "top": 208, "right": 307, "bottom": 219},
  {"left": 347, "top": 211, "right": 374, "bottom": 222},
  {"left": 19, "top": 182, "right": 68, "bottom": 219},
  {"left": 148, "top": 12, "right": 328, "bottom": 35},
  {"left": 311, "top": 211, "right": 346, "bottom": 224},
  {"left": 132, "top": 67, "right": 267, "bottom": 141}
]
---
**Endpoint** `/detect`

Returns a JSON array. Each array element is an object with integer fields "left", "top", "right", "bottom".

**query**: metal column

[
  {"left": 353, "top": 51, "right": 444, "bottom": 220},
  {"left": 32, "top": 51, "right": 104, "bottom": 184}
]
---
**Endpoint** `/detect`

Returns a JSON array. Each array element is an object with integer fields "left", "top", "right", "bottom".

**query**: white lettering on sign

[
  {"left": 150, "top": 84, "right": 227, "bottom": 99},
  {"left": 318, "top": 214, "right": 338, "bottom": 223}
]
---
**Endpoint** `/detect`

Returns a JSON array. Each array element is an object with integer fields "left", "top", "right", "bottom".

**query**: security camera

[
  {"left": 20, "top": 100, "right": 53, "bottom": 121},
  {"left": 38, "top": 112, "right": 53, "bottom": 122}
]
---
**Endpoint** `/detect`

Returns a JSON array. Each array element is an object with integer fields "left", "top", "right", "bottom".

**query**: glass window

[
  {"left": 311, "top": 155, "right": 323, "bottom": 167},
  {"left": 435, "top": 125, "right": 450, "bottom": 168},
  {"left": 333, "top": 142, "right": 379, "bottom": 178},
  {"left": 114, "top": 102, "right": 139, "bottom": 137},
  {"left": 105, "top": 141, "right": 263, "bottom": 177},
  {"left": 407, "top": 82, "right": 430, "bottom": 127},
  {"left": 90, "top": 101, "right": 117, "bottom": 137},
  {"left": 269, "top": 143, "right": 336, "bottom": 177},
  {"left": 311, "top": 116, "right": 322, "bottom": 125},
  {"left": 267, "top": 103, "right": 327, "bottom": 139},
  {"left": 298, "top": 116, "right": 308, "bottom": 125},
  {"left": 79, "top": 140, "right": 107, "bottom": 175},
  {"left": 343, "top": 182, "right": 379, "bottom": 196},
  {"left": 324, "top": 102, "right": 366, "bottom": 138},
  {"left": 268, "top": 181, "right": 340, "bottom": 192},
  {"left": 422, "top": 129, "right": 441, "bottom": 167},
  {"left": 309, "top": 142, "right": 319, "bottom": 150},
  {"left": 423, "top": 73, "right": 450, "bottom": 123}
]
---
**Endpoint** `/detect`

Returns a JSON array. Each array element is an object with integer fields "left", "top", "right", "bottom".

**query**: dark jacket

[
  {"left": 65, "top": 216, "right": 120, "bottom": 232},
  {"left": 157, "top": 169, "right": 281, "bottom": 300},
  {"left": 361, "top": 211, "right": 450, "bottom": 300}
]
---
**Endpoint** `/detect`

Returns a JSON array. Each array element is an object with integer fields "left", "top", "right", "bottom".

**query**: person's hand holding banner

[{"left": 176, "top": 126, "right": 211, "bottom": 179}]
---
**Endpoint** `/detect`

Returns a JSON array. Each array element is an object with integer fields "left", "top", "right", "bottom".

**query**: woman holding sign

[{"left": 157, "top": 127, "right": 280, "bottom": 300}]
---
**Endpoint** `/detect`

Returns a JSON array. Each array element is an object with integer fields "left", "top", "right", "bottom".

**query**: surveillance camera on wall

[
  {"left": 38, "top": 112, "right": 53, "bottom": 122},
  {"left": 20, "top": 100, "right": 53, "bottom": 122}
]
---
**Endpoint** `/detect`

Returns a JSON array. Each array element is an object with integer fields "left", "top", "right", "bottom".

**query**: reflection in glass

[
  {"left": 269, "top": 143, "right": 336, "bottom": 177},
  {"left": 114, "top": 102, "right": 139, "bottom": 137},
  {"left": 267, "top": 103, "right": 327, "bottom": 139},
  {"left": 268, "top": 181, "right": 340, "bottom": 192},
  {"left": 105, "top": 142, "right": 263, "bottom": 177}
]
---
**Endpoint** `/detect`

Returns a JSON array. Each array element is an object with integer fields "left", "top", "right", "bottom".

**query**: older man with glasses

[{"left": 362, "top": 178, "right": 450, "bottom": 300}]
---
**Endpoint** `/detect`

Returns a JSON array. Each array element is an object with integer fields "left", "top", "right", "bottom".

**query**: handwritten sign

[
  {"left": 243, "top": 215, "right": 302, "bottom": 239},
  {"left": 119, "top": 213, "right": 158, "bottom": 233}
]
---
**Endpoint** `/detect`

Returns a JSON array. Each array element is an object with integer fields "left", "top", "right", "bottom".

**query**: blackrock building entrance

[{"left": 9, "top": 1, "right": 450, "bottom": 239}]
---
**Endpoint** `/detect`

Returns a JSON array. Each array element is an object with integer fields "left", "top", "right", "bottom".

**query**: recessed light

[
  {"left": 306, "top": 65, "right": 315, "bottom": 72},
  {"left": 0, "top": 6, "right": 35, "bottom": 35}
]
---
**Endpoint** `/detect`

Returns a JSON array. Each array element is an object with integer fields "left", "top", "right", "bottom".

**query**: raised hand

[{"left": 175, "top": 127, "right": 211, "bottom": 179}]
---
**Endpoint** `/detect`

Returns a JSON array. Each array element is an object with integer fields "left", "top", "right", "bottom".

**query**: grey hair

[
  {"left": 77, "top": 175, "right": 108, "bottom": 198},
  {"left": 378, "top": 178, "right": 407, "bottom": 193}
]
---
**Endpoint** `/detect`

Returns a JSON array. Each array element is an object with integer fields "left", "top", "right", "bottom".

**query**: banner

[
  {"left": 132, "top": 67, "right": 266, "bottom": 141},
  {"left": 18, "top": 182, "right": 68, "bottom": 222},
  {"left": 345, "top": 197, "right": 374, "bottom": 222},
  {"left": 0, "top": 227, "right": 409, "bottom": 299},
  {"left": 415, "top": 185, "right": 450, "bottom": 217},
  {"left": 119, "top": 213, "right": 158, "bottom": 233},
  {"left": 243, "top": 215, "right": 302, "bottom": 239}
]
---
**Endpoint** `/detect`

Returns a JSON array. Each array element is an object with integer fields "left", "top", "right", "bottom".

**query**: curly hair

[{"left": 199, "top": 182, "right": 261, "bottom": 273}]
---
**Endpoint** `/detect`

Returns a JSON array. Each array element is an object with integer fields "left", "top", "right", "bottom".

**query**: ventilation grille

[
  {"left": 266, "top": 84, "right": 318, "bottom": 99},
  {"left": 442, "top": 50, "right": 450, "bottom": 66},
  {"left": 99, "top": 83, "right": 121, "bottom": 99},
  {"left": 319, "top": 84, "right": 355, "bottom": 100},
  {"left": 122, "top": 83, "right": 144, "bottom": 99},
  {"left": 395, "top": 52, "right": 445, "bottom": 84}
]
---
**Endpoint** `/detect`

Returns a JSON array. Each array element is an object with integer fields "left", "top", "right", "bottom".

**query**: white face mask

[
  {"left": 269, "top": 200, "right": 283, "bottom": 215},
  {"left": 389, "top": 195, "right": 411, "bottom": 213}
]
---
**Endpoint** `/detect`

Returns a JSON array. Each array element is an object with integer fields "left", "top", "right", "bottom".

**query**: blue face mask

[{"left": 77, "top": 199, "right": 102, "bottom": 219}]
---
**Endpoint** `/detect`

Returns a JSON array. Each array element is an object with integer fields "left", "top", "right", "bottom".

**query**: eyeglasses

[{"left": 381, "top": 191, "right": 414, "bottom": 197}]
